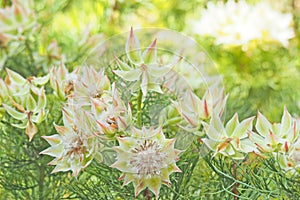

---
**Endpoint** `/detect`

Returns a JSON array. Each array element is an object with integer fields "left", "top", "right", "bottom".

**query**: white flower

[
  {"left": 192, "top": 0, "right": 294, "bottom": 47},
  {"left": 246, "top": 107, "right": 300, "bottom": 174},
  {"left": 92, "top": 83, "right": 132, "bottom": 137},
  {"left": 49, "top": 63, "right": 79, "bottom": 99},
  {"left": 70, "top": 66, "right": 110, "bottom": 107},
  {"left": 111, "top": 126, "right": 181, "bottom": 198},
  {"left": 40, "top": 107, "right": 101, "bottom": 176}
]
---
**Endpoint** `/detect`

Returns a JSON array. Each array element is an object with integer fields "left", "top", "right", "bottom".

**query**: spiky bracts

[{"left": 111, "top": 126, "right": 181, "bottom": 198}]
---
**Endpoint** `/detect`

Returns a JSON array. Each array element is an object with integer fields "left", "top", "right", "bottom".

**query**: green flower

[
  {"left": 2, "top": 68, "right": 48, "bottom": 141},
  {"left": 202, "top": 112, "right": 256, "bottom": 159},
  {"left": 173, "top": 85, "right": 227, "bottom": 134},
  {"left": 249, "top": 107, "right": 298, "bottom": 153},
  {"left": 113, "top": 28, "right": 179, "bottom": 98}
]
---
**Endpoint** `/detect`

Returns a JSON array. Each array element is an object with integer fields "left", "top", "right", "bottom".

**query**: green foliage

[
  {"left": 1, "top": 0, "right": 300, "bottom": 199},
  {"left": 199, "top": 41, "right": 300, "bottom": 121},
  {"left": 0, "top": 94, "right": 69, "bottom": 199}
]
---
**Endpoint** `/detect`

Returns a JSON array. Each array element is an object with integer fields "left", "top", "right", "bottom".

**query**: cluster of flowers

[
  {"left": 0, "top": 0, "right": 36, "bottom": 47},
  {"left": 0, "top": 68, "right": 48, "bottom": 141},
  {"left": 0, "top": 0, "right": 105, "bottom": 71},
  {"left": 0, "top": 28, "right": 184, "bottom": 198},
  {"left": 172, "top": 80, "right": 300, "bottom": 173},
  {"left": 200, "top": 107, "right": 300, "bottom": 172},
  {"left": 0, "top": 0, "right": 37, "bottom": 68},
  {"left": 1, "top": 27, "right": 300, "bottom": 198},
  {"left": 192, "top": 0, "right": 295, "bottom": 47}
]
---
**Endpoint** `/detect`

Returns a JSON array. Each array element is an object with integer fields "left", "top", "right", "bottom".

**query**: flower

[
  {"left": 192, "top": 0, "right": 294, "bottom": 47},
  {"left": 2, "top": 87, "right": 46, "bottom": 141},
  {"left": 283, "top": 137, "right": 300, "bottom": 171},
  {"left": 49, "top": 63, "right": 79, "bottom": 100},
  {"left": 276, "top": 138, "right": 300, "bottom": 173},
  {"left": 70, "top": 66, "right": 110, "bottom": 107},
  {"left": 111, "top": 126, "right": 181, "bottom": 198},
  {"left": 248, "top": 107, "right": 300, "bottom": 173},
  {"left": 249, "top": 107, "right": 298, "bottom": 153},
  {"left": 0, "top": 0, "right": 37, "bottom": 47},
  {"left": 5, "top": 68, "right": 49, "bottom": 96},
  {"left": 2, "top": 68, "right": 48, "bottom": 141},
  {"left": 201, "top": 112, "right": 256, "bottom": 159},
  {"left": 40, "top": 107, "right": 101, "bottom": 176},
  {"left": 173, "top": 84, "right": 227, "bottom": 134},
  {"left": 92, "top": 83, "right": 132, "bottom": 137},
  {"left": 113, "top": 28, "right": 179, "bottom": 97}
]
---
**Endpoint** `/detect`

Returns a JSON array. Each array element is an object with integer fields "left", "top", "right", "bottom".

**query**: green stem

[
  {"left": 137, "top": 89, "right": 143, "bottom": 127},
  {"left": 38, "top": 164, "right": 44, "bottom": 200},
  {"left": 25, "top": 39, "right": 35, "bottom": 66}
]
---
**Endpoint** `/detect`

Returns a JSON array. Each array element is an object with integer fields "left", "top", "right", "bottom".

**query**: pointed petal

[
  {"left": 126, "top": 27, "right": 142, "bottom": 64},
  {"left": 26, "top": 94, "right": 37, "bottom": 111},
  {"left": 134, "top": 178, "right": 146, "bottom": 197},
  {"left": 26, "top": 121, "right": 38, "bottom": 142},
  {"left": 148, "top": 83, "right": 163, "bottom": 94},
  {"left": 280, "top": 106, "right": 292, "bottom": 135},
  {"left": 2, "top": 104, "right": 26, "bottom": 120},
  {"left": 51, "top": 162, "right": 71, "bottom": 174},
  {"left": 209, "top": 112, "right": 226, "bottom": 139},
  {"left": 146, "top": 176, "right": 162, "bottom": 199},
  {"left": 142, "top": 39, "right": 157, "bottom": 64},
  {"left": 141, "top": 72, "right": 148, "bottom": 97},
  {"left": 41, "top": 134, "right": 61, "bottom": 145},
  {"left": 54, "top": 124, "right": 69, "bottom": 135},
  {"left": 115, "top": 56, "right": 133, "bottom": 71},
  {"left": 226, "top": 113, "right": 239, "bottom": 136},
  {"left": 6, "top": 68, "right": 26, "bottom": 85},
  {"left": 256, "top": 112, "right": 272, "bottom": 137},
  {"left": 40, "top": 144, "right": 64, "bottom": 157},
  {"left": 239, "top": 138, "right": 257, "bottom": 153},
  {"left": 32, "top": 74, "right": 49, "bottom": 85},
  {"left": 202, "top": 138, "right": 219, "bottom": 151},
  {"left": 113, "top": 69, "right": 142, "bottom": 82},
  {"left": 232, "top": 116, "right": 255, "bottom": 139},
  {"left": 147, "top": 64, "right": 171, "bottom": 77}
]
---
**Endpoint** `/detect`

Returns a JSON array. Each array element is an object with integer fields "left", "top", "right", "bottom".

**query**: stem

[
  {"left": 137, "top": 89, "right": 143, "bottom": 127},
  {"left": 143, "top": 188, "right": 152, "bottom": 200},
  {"left": 25, "top": 39, "right": 35, "bottom": 66},
  {"left": 38, "top": 164, "right": 45, "bottom": 200},
  {"left": 232, "top": 163, "right": 239, "bottom": 200}
]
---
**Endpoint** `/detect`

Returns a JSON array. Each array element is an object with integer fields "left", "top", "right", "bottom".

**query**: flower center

[
  {"left": 64, "top": 81, "right": 74, "bottom": 95},
  {"left": 92, "top": 91, "right": 102, "bottom": 98},
  {"left": 64, "top": 128, "right": 87, "bottom": 160},
  {"left": 130, "top": 140, "right": 167, "bottom": 176}
]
